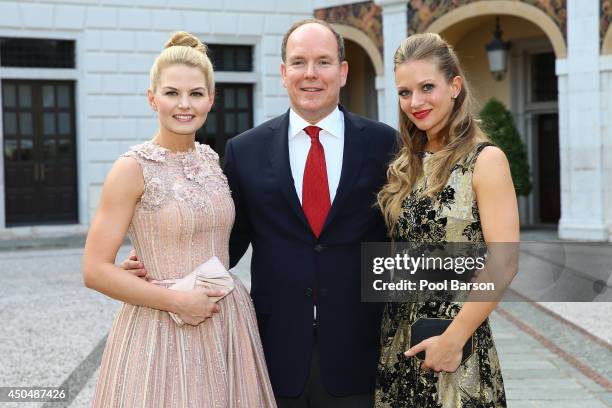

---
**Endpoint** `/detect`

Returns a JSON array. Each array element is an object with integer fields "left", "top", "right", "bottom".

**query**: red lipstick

[{"left": 413, "top": 109, "right": 431, "bottom": 120}]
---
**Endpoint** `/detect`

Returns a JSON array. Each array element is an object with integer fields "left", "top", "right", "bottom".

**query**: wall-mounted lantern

[{"left": 486, "top": 17, "right": 511, "bottom": 81}]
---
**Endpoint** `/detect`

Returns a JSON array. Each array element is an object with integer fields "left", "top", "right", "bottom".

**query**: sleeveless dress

[
  {"left": 92, "top": 141, "right": 276, "bottom": 408},
  {"left": 375, "top": 143, "right": 507, "bottom": 408}
]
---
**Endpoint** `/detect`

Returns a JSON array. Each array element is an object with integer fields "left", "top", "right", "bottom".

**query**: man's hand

[{"left": 119, "top": 249, "right": 147, "bottom": 279}]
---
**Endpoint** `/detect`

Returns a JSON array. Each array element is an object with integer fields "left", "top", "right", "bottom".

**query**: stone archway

[
  {"left": 426, "top": 1, "right": 566, "bottom": 58},
  {"left": 332, "top": 24, "right": 384, "bottom": 120},
  {"left": 425, "top": 4, "right": 563, "bottom": 225},
  {"left": 332, "top": 24, "right": 384, "bottom": 76}
]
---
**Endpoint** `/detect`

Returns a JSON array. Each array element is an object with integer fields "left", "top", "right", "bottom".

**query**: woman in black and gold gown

[{"left": 375, "top": 33, "right": 519, "bottom": 407}]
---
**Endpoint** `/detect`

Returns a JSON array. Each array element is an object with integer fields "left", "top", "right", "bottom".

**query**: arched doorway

[
  {"left": 431, "top": 7, "right": 565, "bottom": 226},
  {"left": 340, "top": 39, "right": 378, "bottom": 120}
]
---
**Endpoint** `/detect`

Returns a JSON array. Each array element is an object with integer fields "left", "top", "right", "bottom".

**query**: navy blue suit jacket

[{"left": 223, "top": 106, "right": 397, "bottom": 397}]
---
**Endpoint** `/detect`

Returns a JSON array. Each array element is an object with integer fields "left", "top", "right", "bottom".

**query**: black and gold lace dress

[{"left": 374, "top": 143, "right": 507, "bottom": 408}]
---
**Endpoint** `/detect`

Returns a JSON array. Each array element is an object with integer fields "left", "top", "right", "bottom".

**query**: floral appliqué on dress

[{"left": 120, "top": 141, "right": 230, "bottom": 212}]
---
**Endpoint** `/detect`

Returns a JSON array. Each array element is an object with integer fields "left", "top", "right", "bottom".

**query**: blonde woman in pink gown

[{"left": 83, "top": 31, "right": 276, "bottom": 407}]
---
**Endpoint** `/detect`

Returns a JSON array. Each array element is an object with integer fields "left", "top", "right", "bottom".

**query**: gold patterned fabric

[
  {"left": 375, "top": 143, "right": 507, "bottom": 408},
  {"left": 92, "top": 141, "right": 276, "bottom": 408}
]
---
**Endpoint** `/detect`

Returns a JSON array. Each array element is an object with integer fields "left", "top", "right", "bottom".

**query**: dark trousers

[{"left": 276, "top": 342, "right": 374, "bottom": 408}]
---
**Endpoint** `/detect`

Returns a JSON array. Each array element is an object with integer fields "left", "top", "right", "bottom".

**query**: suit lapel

[
  {"left": 321, "top": 107, "right": 366, "bottom": 234},
  {"left": 269, "top": 110, "right": 311, "bottom": 230}
]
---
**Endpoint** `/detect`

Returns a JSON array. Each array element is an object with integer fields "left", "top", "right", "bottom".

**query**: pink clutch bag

[{"left": 167, "top": 256, "right": 235, "bottom": 326}]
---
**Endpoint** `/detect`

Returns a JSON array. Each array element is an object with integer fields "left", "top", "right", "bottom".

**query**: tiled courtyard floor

[{"left": 0, "top": 240, "right": 610, "bottom": 407}]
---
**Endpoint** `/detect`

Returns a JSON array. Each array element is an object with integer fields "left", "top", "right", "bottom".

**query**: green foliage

[{"left": 479, "top": 98, "right": 532, "bottom": 196}]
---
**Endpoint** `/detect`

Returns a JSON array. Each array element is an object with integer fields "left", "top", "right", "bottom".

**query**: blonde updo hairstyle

[
  {"left": 149, "top": 31, "right": 214, "bottom": 95},
  {"left": 377, "top": 33, "right": 489, "bottom": 233}
]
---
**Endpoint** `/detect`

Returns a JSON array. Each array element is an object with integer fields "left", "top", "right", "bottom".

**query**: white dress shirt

[{"left": 288, "top": 107, "right": 345, "bottom": 204}]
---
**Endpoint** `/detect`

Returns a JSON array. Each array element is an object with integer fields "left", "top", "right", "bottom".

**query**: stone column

[
  {"left": 374, "top": 0, "right": 407, "bottom": 129},
  {"left": 375, "top": 75, "right": 386, "bottom": 123},
  {"left": 600, "top": 55, "right": 612, "bottom": 240},
  {"left": 558, "top": 0, "right": 607, "bottom": 240}
]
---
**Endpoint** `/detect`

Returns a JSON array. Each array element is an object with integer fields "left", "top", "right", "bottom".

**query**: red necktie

[{"left": 302, "top": 126, "right": 331, "bottom": 238}]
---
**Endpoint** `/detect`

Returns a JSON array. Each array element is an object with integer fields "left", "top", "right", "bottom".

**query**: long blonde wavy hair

[
  {"left": 377, "top": 33, "right": 489, "bottom": 234},
  {"left": 149, "top": 31, "right": 214, "bottom": 95}
]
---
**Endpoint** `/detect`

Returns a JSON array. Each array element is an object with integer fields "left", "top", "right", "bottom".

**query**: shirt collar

[{"left": 288, "top": 107, "right": 344, "bottom": 140}]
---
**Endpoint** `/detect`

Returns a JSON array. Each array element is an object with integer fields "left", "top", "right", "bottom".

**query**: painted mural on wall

[
  {"left": 314, "top": 1, "right": 383, "bottom": 55},
  {"left": 603, "top": 0, "right": 612, "bottom": 48},
  {"left": 407, "top": 0, "right": 567, "bottom": 41}
]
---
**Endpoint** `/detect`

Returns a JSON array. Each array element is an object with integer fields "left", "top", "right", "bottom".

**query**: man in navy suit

[{"left": 224, "top": 19, "right": 397, "bottom": 407}]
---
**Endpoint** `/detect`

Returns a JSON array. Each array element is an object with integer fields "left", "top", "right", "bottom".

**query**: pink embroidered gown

[{"left": 92, "top": 141, "right": 276, "bottom": 408}]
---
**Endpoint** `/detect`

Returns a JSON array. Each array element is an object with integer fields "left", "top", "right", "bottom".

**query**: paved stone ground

[{"left": 0, "top": 241, "right": 610, "bottom": 407}]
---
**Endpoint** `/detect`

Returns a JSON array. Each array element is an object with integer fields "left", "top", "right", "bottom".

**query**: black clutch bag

[{"left": 409, "top": 318, "right": 474, "bottom": 363}]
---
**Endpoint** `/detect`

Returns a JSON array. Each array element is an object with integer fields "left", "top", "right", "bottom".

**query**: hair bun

[{"left": 164, "top": 31, "right": 207, "bottom": 54}]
